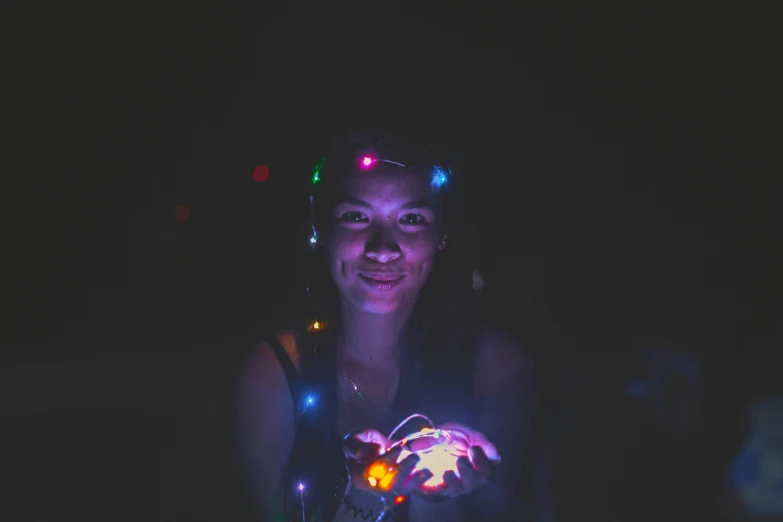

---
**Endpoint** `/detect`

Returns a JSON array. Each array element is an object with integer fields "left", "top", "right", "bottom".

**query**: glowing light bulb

[
  {"left": 362, "top": 156, "right": 373, "bottom": 166},
  {"left": 430, "top": 166, "right": 448, "bottom": 189},
  {"left": 298, "top": 483, "right": 304, "bottom": 491},
  {"left": 307, "top": 396, "right": 314, "bottom": 404},
  {"left": 311, "top": 156, "right": 326, "bottom": 185},
  {"left": 365, "top": 461, "right": 398, "bottom": 492},
  {"left": 309, "top": 235, "right": 317, "bottom": 244},
  {"left": 307, "top": 319, "right": 327, "bottom": 333},
  {"left": 394, "top": 495, "right": 405, "bottom": 505},
  {"left": 415, "top": 444, "right": 462, "bottom": 487},
  {"left": 392, "top": 428, "right": 461, "bottom": 488}
]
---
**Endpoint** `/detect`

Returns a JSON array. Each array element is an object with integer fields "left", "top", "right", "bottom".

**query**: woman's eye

[
  {"left": 400, "top": 214, "right": 426, "bottom": 225},
  {"left": 340, "top": 211, "right": 368, "bottom": 223}
]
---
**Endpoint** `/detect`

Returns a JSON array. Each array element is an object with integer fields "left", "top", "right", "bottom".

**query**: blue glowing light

[
  {"left": 307, "top": 395, "right": 314, "bottom": 405},
  {"left": 729, "top": 397, "right": 783, "bottom": 517},
  {"left": 298, "top": 482, "right": 305, "bottom": 492},
  {"left": 431, "top": 166, "right": 448, "bottom": 189}
]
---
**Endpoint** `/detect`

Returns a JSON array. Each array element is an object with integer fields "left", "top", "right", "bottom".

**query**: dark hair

[{"left": 282, "top": 129, "right": 478, "bottom": 521}]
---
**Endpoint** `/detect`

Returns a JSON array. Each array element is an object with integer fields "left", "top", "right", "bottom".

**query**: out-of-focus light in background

[
  {"left": 174, "top": 205, "right": 190, "bottom": 222},
  {"left": 253, "top": 165, "right": 269, "bottom": 183}
]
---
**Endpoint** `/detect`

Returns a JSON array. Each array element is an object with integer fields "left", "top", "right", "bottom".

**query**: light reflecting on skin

[
  {"left": 326, "top": 166, "right": 444, "bottom": 315},
  {"left": 398, "top": 445, "right": 462, "bottom": 487}
]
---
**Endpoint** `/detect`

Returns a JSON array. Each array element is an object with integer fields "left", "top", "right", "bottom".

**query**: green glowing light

[{"left": 312, "top": 156, "right": 326, "bottom": 185}]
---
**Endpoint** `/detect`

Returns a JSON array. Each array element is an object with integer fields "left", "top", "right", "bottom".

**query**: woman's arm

[{"left": 234, "top": 338, "right": 298, "bottom": 521}]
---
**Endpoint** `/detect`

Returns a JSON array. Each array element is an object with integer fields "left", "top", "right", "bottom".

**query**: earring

[{"left": 439, "top": 236, "right": 447, "bottom": 250}]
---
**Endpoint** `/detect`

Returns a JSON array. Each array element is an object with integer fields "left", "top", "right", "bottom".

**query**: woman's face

[{"left": 324, "top": 166, "right": 445, "bottom": 315}]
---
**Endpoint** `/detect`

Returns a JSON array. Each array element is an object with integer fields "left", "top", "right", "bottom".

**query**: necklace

[
  {"left": 344, "top": 368, "right": 393, "bottom": 410},
  {"left": 338, "top": 337, "right": 399, "bottom": 410}
]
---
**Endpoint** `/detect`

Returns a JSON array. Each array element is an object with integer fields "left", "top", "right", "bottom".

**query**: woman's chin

[{"left": 357, "top": 300, "right": 404, "bottom": 315}]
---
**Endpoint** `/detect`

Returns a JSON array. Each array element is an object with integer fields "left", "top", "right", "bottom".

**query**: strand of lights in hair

[
  {"left": 361, "top": 156, "right": 406, "bottom": 168},
  {"left": 311, "top": 156, "right": 326, "bottom": 185},
  {"left": 430, "top": 166, "right": 448, "bottom": 190},
  {"left": 298, "top": 482, "right": 305, "bottom": 522},
  {"left": 358, "top": 155, "right": 448, "bottom": 190},
  {"left": 308, "top": 195, "right": 318, "bottom": 247}
]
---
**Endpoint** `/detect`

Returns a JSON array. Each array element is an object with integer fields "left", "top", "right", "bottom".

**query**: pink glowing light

[{"left": 362, "top": 156, "right": 374, "bottom": 167}]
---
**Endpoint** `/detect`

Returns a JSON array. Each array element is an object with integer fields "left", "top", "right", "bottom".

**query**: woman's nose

[{"left": 364, "top": 226, "right": 401, "bottom": 263}]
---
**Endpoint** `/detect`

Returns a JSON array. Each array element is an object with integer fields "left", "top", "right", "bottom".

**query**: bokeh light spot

[
  {"left": 175, "top": 205, "right": 190, "bottom": 221},
  {"left": 253, "top": 165, "right": 270, "bottom": 182}
]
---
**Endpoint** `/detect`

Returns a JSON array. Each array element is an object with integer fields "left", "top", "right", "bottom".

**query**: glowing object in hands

[
  {"left": 389, "top": 428, "right": 461, "bottom": 488},
  {"left": 365, "top": 461, "right": 398, "bottom": 491},
  {"left": 363, "top": 415, "right": 467, "bottom": 492}
]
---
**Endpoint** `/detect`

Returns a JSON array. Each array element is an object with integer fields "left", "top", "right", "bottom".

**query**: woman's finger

[
  {"left": 456, "top": 457, "right": 480, "bottom": 489},
  {"left": 404, "top": 468, "right": 434, "bottom": 492},
  {"left": 442, "top": 470, "right": 464, "bottom": 497},
  {"left": 395, "top": 452, "right": 421, "bottom": 476},
  {"left": 344, "top": 429, "right": 386, "bottom": 460},
  {"left": 378, "top": 445, "right": 403, "bottom": 464},
  {"left": 468, "top": 446, "right": 492, "bottom": 476}
]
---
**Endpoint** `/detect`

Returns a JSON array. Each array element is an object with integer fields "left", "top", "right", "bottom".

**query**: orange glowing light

[
  {"left": 378, "top": 470, "right": 395, "bottom": 491},
  {"left": 365, "top": 461, "right": 397, "bottom": 491},
  {"left": 394, "top": 495, "right": 405, "bottom": 505},
  {"left": 307, "top": 319, "right": 327, "bottom": 333}
]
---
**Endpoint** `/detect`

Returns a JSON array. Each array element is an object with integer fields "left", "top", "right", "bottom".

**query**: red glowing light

[
  {"left": 394, "top": 495, "right": 405, "bottom": 504},
  {"left": 362, "top": 156, "right": 373, "bottom": 167},
  {"left": 175, "top": 205, "right": 190, "bottom": 221},
  {"left": 253, "top": 165, "right": 269, "bottom": 182}
]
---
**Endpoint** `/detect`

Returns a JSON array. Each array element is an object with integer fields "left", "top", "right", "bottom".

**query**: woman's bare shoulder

[
  {"left": 235, "top": 328, "right": 305, "bottom": 435},
  {"left": 235, "top": 329, "right": 301, "bottom": 520},
  {"left": 240, "top": 328, "right": 303, "bottom": 384}
]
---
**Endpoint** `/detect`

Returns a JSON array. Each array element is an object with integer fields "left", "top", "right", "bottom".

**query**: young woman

[{"left": 235, "top": 129, "right": 534, "bottom": 521}]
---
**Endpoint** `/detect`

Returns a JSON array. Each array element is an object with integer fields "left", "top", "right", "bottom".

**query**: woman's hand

[
  {"left": 343, "top": 428, "right": 434, "bottom": 498},
  {"left": 418, "top": 422, "right": 501, "bottom": 498}
]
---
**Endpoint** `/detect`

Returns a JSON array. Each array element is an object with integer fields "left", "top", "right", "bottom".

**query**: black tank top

[
  {"left": 265, "top": 334, "right": 495, "bottom": 521},
  {"left": 266, "top": 336, "right": 303, "bottom": 402}
]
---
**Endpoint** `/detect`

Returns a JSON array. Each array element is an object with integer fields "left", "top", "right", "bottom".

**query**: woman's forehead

[{"left": 339, "top": 167, "right": 436, "bottom": 204}]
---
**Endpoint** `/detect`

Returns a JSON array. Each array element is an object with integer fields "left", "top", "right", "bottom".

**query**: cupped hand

[
  {"left": 343, "top": 428, "right": 434, "bottom": 498},
  {"left": 417, "top": 422, "right": 501, "bottom": 498}
]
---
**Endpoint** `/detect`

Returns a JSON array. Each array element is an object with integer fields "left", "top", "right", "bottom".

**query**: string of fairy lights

[
  {"left": 293, "top": 152, "right": 472, "bottom": 521},
  {"left": 295, "top": 414, "right": 462, "bottom": 522}
]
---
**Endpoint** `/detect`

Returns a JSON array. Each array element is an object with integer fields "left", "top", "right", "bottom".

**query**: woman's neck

[{"left": 338, "top": 297, "right": 415, "bottom": 368}]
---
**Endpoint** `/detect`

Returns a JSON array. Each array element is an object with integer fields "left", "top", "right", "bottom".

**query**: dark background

[{"left": 4, "top": 3, "right": 780, "bottom": 521}]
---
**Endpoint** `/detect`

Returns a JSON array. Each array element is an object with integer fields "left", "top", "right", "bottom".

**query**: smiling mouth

[{"left": 359, "top": 273, "right": 405, "bottom": 291}]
